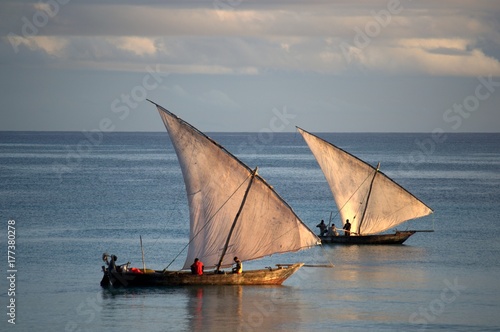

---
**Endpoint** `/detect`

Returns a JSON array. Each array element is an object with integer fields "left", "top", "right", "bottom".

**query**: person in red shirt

[{"left": 190, "top": 258, "right": 204, "bottom": 275}]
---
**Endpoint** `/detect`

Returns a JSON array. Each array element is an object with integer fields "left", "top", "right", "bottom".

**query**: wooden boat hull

[
  {"left": 319, "top": 231, "right": 416, "bottom": 245},
  {"left": 101, "top": 263, "right": 304, "bottom": 288}
]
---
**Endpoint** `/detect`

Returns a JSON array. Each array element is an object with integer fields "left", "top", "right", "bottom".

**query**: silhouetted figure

[
  {"left": 343, "top": 219, "right": 351, "bottom": 236},
  {"left": 316, "top": 220, "right": 327, "bottom": 236}
]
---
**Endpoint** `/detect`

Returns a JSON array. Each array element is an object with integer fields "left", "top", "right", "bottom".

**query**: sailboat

[
  {"left": 297, "top": 127, "right": 433, "bottom": 245},
  {"left": 100, "top": 102, "right": 320, "bottom": 287}
]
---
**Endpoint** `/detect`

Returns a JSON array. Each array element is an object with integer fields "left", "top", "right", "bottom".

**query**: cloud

[
  {"left": 1, "top": 1, "right": 500, "bottom": 76},
  {"left": 6, "top": 35, "right": 68, "bottom": 57},
  {"left": 111, "top": 36, "right": 158, "bottom": 56},
  {"left": 398, "top": 38, "right": 470, "bottom": 51},
  {"left": 338, "top": 37, "right": 500, "bottom": 76}
]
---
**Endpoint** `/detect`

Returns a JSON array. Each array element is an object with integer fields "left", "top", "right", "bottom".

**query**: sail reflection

[
  {"left": 303, "top": 245, "right": 430, "bottom": 324},
  {"left": 187, "top": 285, "right": 303, "bottom": 332},
  {"left": 324, "top": 245, "right": 428, "bottom": 283},
  {"left": 98, "top": 285, "right": 303, "bottom": 331}
]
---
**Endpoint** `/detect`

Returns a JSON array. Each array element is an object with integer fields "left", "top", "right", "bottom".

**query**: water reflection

[
  {"left": 303, "top": 244, "right": 431, "bottom": 325},
  {"left": 98, "top": 285, "right": 304, "bottom": 331},
  {"left": 186, "top": 285, "right": 304, "bottom": 332},
  {"left": 319, "top": 244, "right": 429, "bottom": 285},
  {"left": 187, "top": 286, "right": 243, "bottom": 331}
]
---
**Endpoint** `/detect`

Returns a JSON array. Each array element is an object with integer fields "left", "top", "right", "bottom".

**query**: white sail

[
  {"left": 297, "top": 127, "right": 433, "bottom": 235},
  {"left": 154, "top": 103, "right": 320, "bottom": 270}
]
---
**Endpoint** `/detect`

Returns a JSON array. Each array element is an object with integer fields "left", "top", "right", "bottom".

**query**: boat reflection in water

[
  {"left": 99, "top": 285, "right": 305, "bottom": 331},
  {"left": 187, "top": 285, "right": 305, "bottom": 331}
]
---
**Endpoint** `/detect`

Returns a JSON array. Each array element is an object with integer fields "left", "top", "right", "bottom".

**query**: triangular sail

[
  {"left": 297, "top": 127, "right": 433, "bottom": 235},
  {"left": 153, "top": 102, "right": 320, "bottom": 270}
]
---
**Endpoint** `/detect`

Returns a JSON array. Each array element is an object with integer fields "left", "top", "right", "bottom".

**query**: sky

[{"left": 1, "top": 0, "right": 500, "bottom": 132}]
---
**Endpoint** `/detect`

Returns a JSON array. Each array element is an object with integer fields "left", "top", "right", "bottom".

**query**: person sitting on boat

[
  {"left": 191, "top": 258, "right": 204, "bottom": 275},
  {"left": 327, "top": 224, "right": 339, "bottom": 237},
  {"left": 316, "top": 219, "right": 327, "bottom": 236},
  {"left": 232, "top": 256, "right": 242, "bottom": 274},
  {"left": 343, "top": 219, "right": 351, "bottom": 236}
]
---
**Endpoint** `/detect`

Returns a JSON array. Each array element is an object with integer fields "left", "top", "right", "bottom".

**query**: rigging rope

[
  {"left": 162, "top": 171, "right": 253, "bottom": 272},
  {"left": 329, "top": 171, "right": 373, "bottom": 226}
]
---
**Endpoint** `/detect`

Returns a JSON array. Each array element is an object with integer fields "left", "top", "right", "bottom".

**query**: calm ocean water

[{"left": 1, "top": 131, "right": 499, "bottom": 331}]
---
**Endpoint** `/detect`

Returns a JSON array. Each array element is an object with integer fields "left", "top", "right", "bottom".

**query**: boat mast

[
  {"left": 215, "top": 167, "right": 258, "bottom": 272},
  {"left": 357, "top": 162, "right": 380, "bottom": 235}
]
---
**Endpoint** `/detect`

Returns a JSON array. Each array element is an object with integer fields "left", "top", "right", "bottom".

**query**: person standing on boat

[
  {"left": 232, "top": 257, "right": 242, "bottom": 274},
  {"left": 328, "top": 224, "right": 339, "bottom": 237},
  {"left": 343, "top": 219, "right": 351, "bottom": 236},
  {"left": 316, "top": 220, "right": 327, "bottom": 236},
  {"left": 191, "top": 258, "right": 204, "bottom": 275},
  {"left": 108, "top": 255, "right": 118, "bottom": 273}
]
